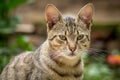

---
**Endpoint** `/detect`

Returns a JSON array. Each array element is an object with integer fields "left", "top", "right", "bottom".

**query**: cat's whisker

[
  {"left": 85, "top": 48, "right": 108, "bottom": 61},
  {"left": 88, "top": 48, "right": 107, "bottom": 55},
  {"left": 88, "top": 48, "right": 109, "bottom": 53},
  {"left": 91, "top": 52, "right": 106, "bottom": 58}
]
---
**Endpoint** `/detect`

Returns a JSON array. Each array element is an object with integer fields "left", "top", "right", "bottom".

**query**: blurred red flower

[{"left": 107, "top": 55, "right": 120, "bottom": 65}]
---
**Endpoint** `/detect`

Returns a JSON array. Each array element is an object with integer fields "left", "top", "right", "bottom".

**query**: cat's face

[{"left": 45, "top": 4, "right": 93, "bottom": 58}]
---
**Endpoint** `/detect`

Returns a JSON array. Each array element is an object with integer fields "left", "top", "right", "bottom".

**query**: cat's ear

[
  {"left": 45, "top": 4, "right": 63, "bottom": 30},
  {"left": 77, "top": 3, "right": 94, "bottom": 29}
]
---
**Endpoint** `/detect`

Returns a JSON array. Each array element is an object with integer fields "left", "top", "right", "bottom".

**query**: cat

[{"left": 0, "top": 3, "right": 94, "bottom": 80}]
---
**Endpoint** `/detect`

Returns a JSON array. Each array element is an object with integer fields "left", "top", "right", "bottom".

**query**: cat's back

[{"left": 0, "top": 51, "right": 34, "bottom": 80}]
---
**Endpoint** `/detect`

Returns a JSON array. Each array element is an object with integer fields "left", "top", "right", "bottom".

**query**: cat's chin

[
  {"left": 68, "top": 52, "right": 76, "bottom": 56},
  {"left": 63, "top": 52, "right": 81, "bottom": 59}
]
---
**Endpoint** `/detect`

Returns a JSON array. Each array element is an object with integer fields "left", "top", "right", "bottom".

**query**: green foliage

[
  {"left": 0, "top": 0, "right": 34, "bottom": 73},
  {"left": 116, "top": 25, "right": 120, "bottom": 39},
  {"left": 0, "top": 0, "right": 30, "bottom": 13},
  {"left": 83, "top": 51, "right": 120, "bottom": 80},
  {"left": 15, "top": 35, "right": 35, "bottom": 51},
  {"left": 84, "top": 63, "right": 113, "bottom": 80},
  {"left": 0, "top": 35, "right": 35, "bottom": 72},
  {"left": 0, "top": 16, "right": 19, "bottom": 34},
  {"left": 0, "top": 0, "right": 33, "bottom": 34}
]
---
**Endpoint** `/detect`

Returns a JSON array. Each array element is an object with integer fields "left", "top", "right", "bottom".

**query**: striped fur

[{"left": 0, "top": 3, "right": 94, "bottom": 80}]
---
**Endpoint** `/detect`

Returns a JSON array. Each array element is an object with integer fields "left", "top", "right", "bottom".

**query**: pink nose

[{"left": 69, "top": 47, "right": 76, "bottom": 52}]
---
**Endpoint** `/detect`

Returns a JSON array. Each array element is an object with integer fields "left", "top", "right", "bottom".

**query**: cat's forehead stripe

[
  {"left": 64, "top": 17, "right": 76, "bottom": 34},
  {"left": 64, "top": 17, "right": 75, "bottom": 24}
]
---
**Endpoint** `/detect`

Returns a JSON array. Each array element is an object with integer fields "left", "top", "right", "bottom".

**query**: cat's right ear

[{"left": 45, "top": 4, "right": 63, "bottom": 30}]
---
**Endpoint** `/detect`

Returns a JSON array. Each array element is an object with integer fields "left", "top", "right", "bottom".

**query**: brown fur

[{"left": 0, "top": 3, "right": 94, "bottom": 80}]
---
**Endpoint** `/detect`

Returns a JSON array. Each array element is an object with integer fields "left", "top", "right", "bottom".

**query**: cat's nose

[{"left": 69, "top": 47, "right": 76, "bottom": 52}]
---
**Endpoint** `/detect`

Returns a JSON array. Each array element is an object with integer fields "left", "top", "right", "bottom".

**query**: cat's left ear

[
  {"left": 45, "top": 4, "right": 64, "bottom": 30},
  {"left": 77, "top": 3, "right": 94, "bottom": 29}
]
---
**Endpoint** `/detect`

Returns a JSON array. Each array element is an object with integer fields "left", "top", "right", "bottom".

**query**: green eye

[
  {"left": 77, "top": 35, "right": 84, "bottom": 40},
  {"left": 59, "top": 35, "right": 67, "bottom": 40}
]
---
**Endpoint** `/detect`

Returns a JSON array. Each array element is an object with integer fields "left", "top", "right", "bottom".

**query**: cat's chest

[
  {"left": 32, "top": 61, "right": 83, "bottom": 80},
  {"left": 47, "top": 72, "right": 83, "bottom": 80},
  {"left": 33, "top": 53, "right": 83, "bottom": 80},
  {"left": 30, "top": 62, "right": 82, "bottom": 80},
  {"left": 30, "top": 71, "right": 83, "bottom": 80},
  {"left": 48, "top": 76, "right": 83, "bottom": 80}
]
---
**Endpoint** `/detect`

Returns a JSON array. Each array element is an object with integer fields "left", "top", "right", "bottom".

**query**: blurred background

[{"left": 0, "top": 0, "right": 120, "bottom": 80}]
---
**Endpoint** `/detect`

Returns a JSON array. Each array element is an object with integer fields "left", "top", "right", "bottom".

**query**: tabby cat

[{"left": 0, "top": 3, "right": 94, "bottom": 80}]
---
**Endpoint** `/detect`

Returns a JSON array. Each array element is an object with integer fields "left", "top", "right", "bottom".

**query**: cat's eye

[
  {"left": 59, "top": 35, "right": 67, "bottom": 40},
  {"left": 77, "top": 35, "right": 84, "bottom": 40}
]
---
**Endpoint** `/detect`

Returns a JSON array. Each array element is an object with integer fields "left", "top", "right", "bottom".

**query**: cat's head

[{"left": 45, "top": 3, "right": 94, "bottom": 59}]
